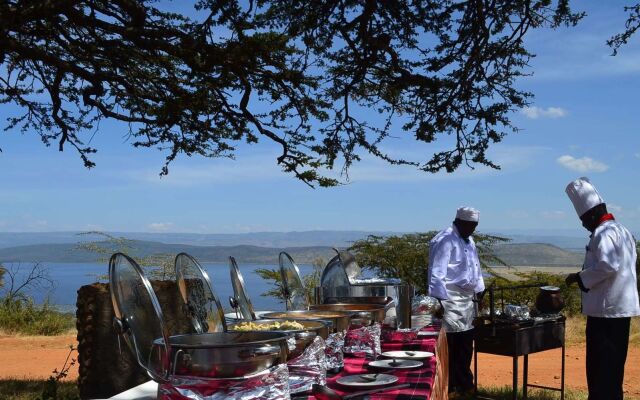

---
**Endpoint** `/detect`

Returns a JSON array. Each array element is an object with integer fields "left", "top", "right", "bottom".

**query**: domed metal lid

[
  {"left": 175, "top": 252, "right": 226, "bottom": 333},
  {"left": 109, "top": 253, "right": 169, "bottom": 380},
  {"left": 338, "top": 249, "right": 362, "bottom": 281},
  {"left": 320, "top": 249, "right": 351, "bottom": 288},
  {"left": 279, "top": 251, "right": 307, "bottom": 311},
  {"left": 229, "top": 256, "right": 257, "bottom": 320}
]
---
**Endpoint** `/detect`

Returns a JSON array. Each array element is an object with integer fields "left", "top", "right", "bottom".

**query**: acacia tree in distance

[{"left": 0, "top": 1, "right": 583, "bottom": 187}]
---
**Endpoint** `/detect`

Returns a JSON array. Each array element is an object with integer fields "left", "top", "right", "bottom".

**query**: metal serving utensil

[
  {"left": 311, "top": 383, "right": 411, "bottom": 400},
  {"left": 359, "top": 373, "right": 379, "bottom": 382}
]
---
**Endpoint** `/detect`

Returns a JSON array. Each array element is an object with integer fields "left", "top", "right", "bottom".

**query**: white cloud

[
  {"left": 505, "top": 210, "right": 530, "bottom": 219},
  {"left": 557, "top": 155, "right": 609, "bottom": 173},
  {"left": 540, "top": 211, "right": 567, "bottom": 220},
  {"left": 125, "top": 153, "right": 284, "bottom": 187},
  {"left": 521, "top": 106, "right": 567, "bottom": 119},
  {"left": 345, "top": 145, "right": 548, "bottom": 183},
  {"left": 148, "top": 222, "right": 173, "bottom": 232},
  {"left": 608, "top": 204, "right": 623, "bottom": 213},
  {"left": 28, "top": 220, "right": 49, "bottom": 230},
  {"left": 523, "top": 19, "right": 640, "bottom": 82},
  {"left": 85, "top": 224, "right": 105, "bottom": 231}
]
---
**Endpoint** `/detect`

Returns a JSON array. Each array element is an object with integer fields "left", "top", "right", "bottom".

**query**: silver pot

[
  {"left": 261, "top": 310, "right": 351, "bottom": 333},
  {"left": 227, "top": 319, "right": 330, "bottom": 359},
  {"left": 309, "top": 303, "right": 386, "bottom": 325},
  {"left": 151, "top": 332, "right": 290, "bottom": 379}
]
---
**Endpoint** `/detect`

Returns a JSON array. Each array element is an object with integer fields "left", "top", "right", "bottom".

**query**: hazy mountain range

[
  {"left": 0, "top": 230, "right": 591, "bottom": 249},
  {"left": 0, "top": 230, "right": 586, "bottom": 266},
  {"left": 0, "top": 231, "right": 392, "bottom": 249}
]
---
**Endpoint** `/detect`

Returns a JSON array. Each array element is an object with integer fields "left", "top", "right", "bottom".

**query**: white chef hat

[
  {"left": 456, "top": 207, "right": 479, "bottom": 222},
  {"left": 565, "top": 177, "right": 605, "bottom": 217}
]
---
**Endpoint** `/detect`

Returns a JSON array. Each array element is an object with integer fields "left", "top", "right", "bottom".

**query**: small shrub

[
  {"left": 39, "top": 345, "right": 79, "bottom": 400},
  {"left": 0, "top": 297, "right": 75, "bottom": 336}
]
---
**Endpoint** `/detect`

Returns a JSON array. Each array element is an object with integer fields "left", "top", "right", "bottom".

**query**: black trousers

[
  {"left": 586, "top": 316, "right": 630, "bottom": 400},
  {"left": 447, "top": 329, "right": 475, "bottom": 393}
]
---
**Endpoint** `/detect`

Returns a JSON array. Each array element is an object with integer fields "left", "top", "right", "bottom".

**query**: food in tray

[
  {"left": 270, "top": 312, "right": 346, "bottom": 319},
  {"left": 230, "top": 320, "right": 305, "bottom": 331}
]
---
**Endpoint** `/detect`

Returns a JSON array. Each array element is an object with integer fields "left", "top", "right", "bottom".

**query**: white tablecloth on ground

[{"left": 108, "top": 380, "right": 158, "bottom": 399}]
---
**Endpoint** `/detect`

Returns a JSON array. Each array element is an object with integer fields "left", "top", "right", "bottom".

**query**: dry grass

[
  {"left": 564, "top": 316, "right": 640, "bottom": 346},
  {"left": 0, "top": 379, "right": 78, "bottom": 400},
  {"left": 456, "top": 386, "right": 588, "bottom": 400}
]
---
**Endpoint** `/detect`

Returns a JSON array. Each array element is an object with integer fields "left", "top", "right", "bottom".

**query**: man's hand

[{"left": 565, "top": 273, "right": 579, "bottom": 286}]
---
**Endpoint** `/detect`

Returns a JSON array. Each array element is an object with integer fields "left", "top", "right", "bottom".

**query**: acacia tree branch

[{"left": 0, "top": 0, "right": 584, "bottom": 187}]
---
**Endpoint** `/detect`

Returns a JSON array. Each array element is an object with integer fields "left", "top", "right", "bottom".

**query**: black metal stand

[{"left": 473, "top": 320, "right": 566, "bottom": 400}]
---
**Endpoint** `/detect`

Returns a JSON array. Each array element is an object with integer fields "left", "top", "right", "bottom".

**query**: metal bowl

[
  {"left": 309, "top": 303, "right": 386, "bottom": 324},
  {"left": 261, "top": 310, "right": 352, "bottom": 333},
  {"left": 151, "top": 331, "right": 289, "bottom": 379},
  {"left": 227, "top": 319, "right": 330, "bottom": 359}
]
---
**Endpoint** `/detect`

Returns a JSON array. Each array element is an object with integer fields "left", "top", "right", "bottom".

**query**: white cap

[
  {"left": 456, "top": 207, "right": 479, "bottom": 222},
  {"left": 565, "top": 177, "right": 604, "bottom": 217}
]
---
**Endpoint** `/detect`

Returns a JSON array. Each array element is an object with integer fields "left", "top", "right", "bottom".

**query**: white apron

[{"left": 441, "top": 284, "right": 476, "bottom": 333}]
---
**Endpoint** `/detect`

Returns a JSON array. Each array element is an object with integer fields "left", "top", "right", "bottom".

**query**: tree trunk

[{"left": 75, "top": 281, "right": 193, "bottom": 399}]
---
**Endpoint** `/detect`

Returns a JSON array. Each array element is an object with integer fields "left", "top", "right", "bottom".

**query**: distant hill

[
  {"left": 0, "top": 239, "right": 584, "bottom": 267},
  {"left": 0, "top": 231, "right": 393, "bottom": 249},
  {"left": 498, "top": 234, "right": 588, "bottom": 251},
  {"left": 0, "top": 240, "right": 337, "bottom": 264},
  {"left": 490, "top": 243, "right": 583, "bottom": 267}
]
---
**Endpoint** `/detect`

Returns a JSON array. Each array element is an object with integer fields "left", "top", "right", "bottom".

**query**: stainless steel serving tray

[{"left": 261, "top": 310, "right": 351, "bottom": 333}]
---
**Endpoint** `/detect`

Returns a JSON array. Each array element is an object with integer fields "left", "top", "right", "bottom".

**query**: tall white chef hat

[
  {"left": 456, "top": 207, "right": 480, "bottom": 222},
  {"left": 565, "top": 177, "right": 605, "bottom": 217}
]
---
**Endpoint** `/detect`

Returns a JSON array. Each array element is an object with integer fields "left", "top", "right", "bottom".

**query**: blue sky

[{"left": 0, "top": 1, "right": 639, "bottom": 235}]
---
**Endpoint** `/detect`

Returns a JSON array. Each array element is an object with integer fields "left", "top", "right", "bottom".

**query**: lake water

[{"left": 1, "top": 262, "right": 317, "bottom": 313}]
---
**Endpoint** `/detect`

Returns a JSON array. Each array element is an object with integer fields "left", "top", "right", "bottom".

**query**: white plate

[
  {"left": 368, "top": 359, "right": 423, "bottom": 369},
  {"left": 417, "top": 331, "right": 439, "bottom": 337},
  {"left": 336, "top": 373, "right": 399, "bottom": 388},
  {"left": 380, "top": 350, "right": 434, "bottom": 360}
]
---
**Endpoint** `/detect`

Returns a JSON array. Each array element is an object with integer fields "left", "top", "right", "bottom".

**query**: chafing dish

[
  {"left": 316, "top": 249, "right": 415, "bottom": 327},
  {"left": 109, "top": 253, "right": 289, "bottom": 382},
  {"left": 151, "top": 331, "right": 289, "bottom": 379},
  {"left": 324, "top": 296, "right": 392, "bottom": 305},
  {"left": 261, "top": 310, "right": 351, "bottom": 333},
  {"left": 309, "top": 303, "right": 386, "bottom": 324},
  {"left": 228, "top": 318, "right": 329, "bottom": 359}
]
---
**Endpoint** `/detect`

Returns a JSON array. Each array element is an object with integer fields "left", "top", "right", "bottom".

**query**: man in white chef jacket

[
  {"left": 428, "top": 207, "right": 485, "bottom": 396},
  {"left": 564, "top": 177, "right": 640, "bottom": 400}
]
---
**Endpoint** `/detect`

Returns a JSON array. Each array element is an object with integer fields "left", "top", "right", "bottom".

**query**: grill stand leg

[
  {"left": 561, "top": 343, "right": 565, "bottom": 400},
  {"left": 513, "top": 356, "right": 518, "bottom": 400},
  {"left": 523, "top": 354, "right": 528, "bottom": 399}
]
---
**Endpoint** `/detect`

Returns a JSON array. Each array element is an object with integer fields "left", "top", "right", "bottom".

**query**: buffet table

[
  {"left": 307, "top": 323, "right": 448, "bottom": 400},
  {"left": 109, "top": 324, "right": 447, "bottom": 400}
]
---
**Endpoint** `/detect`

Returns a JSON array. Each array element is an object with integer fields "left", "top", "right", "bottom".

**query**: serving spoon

[
  {"left": 311, "top": 383, "right": 411, "bottom": 400},
  {"left": 359, "top": 373, "right": 379, "bottom": 382}
]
